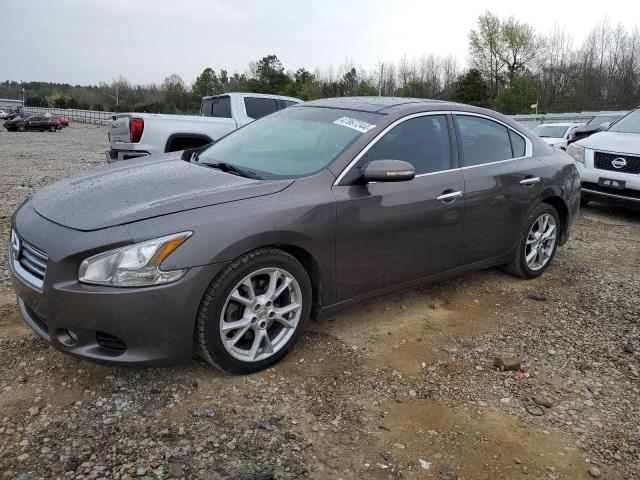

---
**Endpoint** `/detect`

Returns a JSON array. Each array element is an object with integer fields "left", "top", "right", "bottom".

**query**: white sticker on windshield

[{"left": 333, "top": 116, "right": 376, "bottom": 133}]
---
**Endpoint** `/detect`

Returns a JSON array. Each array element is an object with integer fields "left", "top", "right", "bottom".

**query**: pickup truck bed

[{"left": 107, "top": 93, "right": 301, "bottom": 162}]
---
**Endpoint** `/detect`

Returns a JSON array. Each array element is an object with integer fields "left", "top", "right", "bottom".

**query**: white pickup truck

[{"left": 106, "top": 92, "right": 301, "bottom": 162}]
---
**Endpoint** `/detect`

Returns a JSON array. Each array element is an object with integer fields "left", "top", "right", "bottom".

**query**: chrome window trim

[
  {"left": 334, "top": 110, "right": 533, "bottom": 186},
  {"left": 333, "top": 111, "right": 452, "bottom": 185},
  {"left": 453, "top": 112, "right": 533, "bottom": 161}
]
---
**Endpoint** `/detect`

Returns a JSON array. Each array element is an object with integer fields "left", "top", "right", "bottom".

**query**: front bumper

[
  {"left": 575, "top": 151, "right": 640, "bottom": 209},
  {"left": 10, "top": 208, "right": 227, "bottom": 366},
  {"left": 11, "top": 259, "right": 225, "bottom": 366}
]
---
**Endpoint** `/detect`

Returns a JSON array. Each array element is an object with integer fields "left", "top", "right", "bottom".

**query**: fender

[{"left": 165, "top": 133, "right": 214, "bottom": 153}]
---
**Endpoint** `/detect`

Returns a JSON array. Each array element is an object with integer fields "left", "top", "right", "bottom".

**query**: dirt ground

[{"left": 0, "top": 123, "right": 638, "bottom": 480}]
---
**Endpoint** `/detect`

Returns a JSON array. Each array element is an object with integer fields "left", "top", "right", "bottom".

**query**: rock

[
  {"left": 494, "top": 356, "right": 521, "bottom": 371},
  {"left": 192, "top": 408, "right": 214, "bottom": 418},
  {"left": 588, "top": 466, "right": 601, "bottom": 478},
  {"left": 28, "top": 406, "right": 39, "bottom": 416},
  {"left": 17, "top": 374, "right": 27, "bottom": 383},
  {"left": 418, "top": 459, "right": 431, "bottom": 470}
]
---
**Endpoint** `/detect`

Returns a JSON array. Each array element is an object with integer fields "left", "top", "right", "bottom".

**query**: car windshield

[
  {"left": 608, "top": 109, "right": 640, "bottom": 134},
  {"left": 198, "top": 107, "right": 382, "bottom": 179},
  {"left": 587, "top": 115, "right": 621, "bottom": 126},
  {"left": 534, "top": 125, "right": 569, "bottom": 138}
]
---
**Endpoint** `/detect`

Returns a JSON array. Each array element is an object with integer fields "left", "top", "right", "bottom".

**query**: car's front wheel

[
  {"left": 504, "top": 203, "right": 560, "bottom": 279},
  {"left": 196, "top": 248, "right": 312, "bottom": 373}
]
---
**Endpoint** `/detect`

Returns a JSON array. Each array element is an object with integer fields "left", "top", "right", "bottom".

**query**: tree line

[{"left": 2, "top": 12, "right": 639, "bottom": 115}]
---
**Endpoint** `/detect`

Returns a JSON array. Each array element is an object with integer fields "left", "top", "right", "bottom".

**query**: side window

[
  {"left": 211, "top": 97, "right": 231, "bottom": 118},
  {"left": 361, "top": 115, "right": 451, "bottom": 176},
  {"left": 201, "top": 97, "right": 231, "bottom": 118},
  {"left": 509, "top": 129, "right": 526, "bottom": 157},
  {"left": 244, "top": 97, "right": 279, "bottom": 119},
  {"left": 456, "top": 115, "right": 513, "bottom": 167}
]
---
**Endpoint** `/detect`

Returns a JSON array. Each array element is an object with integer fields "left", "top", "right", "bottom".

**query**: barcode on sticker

[{"left": 333, "top": 116, "right": 376, "bottom": 133}]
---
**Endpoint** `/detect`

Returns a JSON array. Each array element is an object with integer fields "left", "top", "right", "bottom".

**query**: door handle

[
  {"left": 436, "top": 190, "right": 463, "bottom": 202},
  {"left": 520, "top": 176, "right": 541, "bottom": 186}
]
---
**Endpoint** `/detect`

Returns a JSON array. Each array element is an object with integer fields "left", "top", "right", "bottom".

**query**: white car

[
  {"left": 566, "top": 107, "right": 640, "bottom": 209},
  {"left": 0, "top": 110, "right": 8, "bottom": 120},
  {"left": 533, "top": 122, "right": 585, "bottom": 150},
  {"left": 107, "top": 92, "right": 301, "bottom": 162}
]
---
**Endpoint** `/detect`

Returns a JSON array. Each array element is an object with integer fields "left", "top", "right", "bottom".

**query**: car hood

[
  {"left": 541, "top": 137, "right": 564, "bottom": 145},
  {"left": 577, "top": 131, "right": 640, "bottom": 154},
  {"left": 30, "top": 153, "right": 293, "bottom": 231}
]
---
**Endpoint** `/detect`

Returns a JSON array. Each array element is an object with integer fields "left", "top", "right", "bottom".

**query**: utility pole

[{"left": 378, "top": 63, "right": 384, "bottom": 96}]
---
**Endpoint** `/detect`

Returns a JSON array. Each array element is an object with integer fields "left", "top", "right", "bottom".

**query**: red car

[
  {"left": 4, "top": 116, "right": 64, "bottom": 132},
  {"left": 52, "top": 116, "right": 70, "bottom": 127}
]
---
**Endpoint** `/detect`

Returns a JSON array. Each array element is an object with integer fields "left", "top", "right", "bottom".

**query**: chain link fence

[
  {"left": 19, "top": 106, "right": 629, "bottom": 128},
  {"left": 22, "top": 107, "right": 114, "bottom": 125}
]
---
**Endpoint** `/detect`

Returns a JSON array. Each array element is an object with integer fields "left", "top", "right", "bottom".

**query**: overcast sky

[{"left": 2, "top": 0, "right": 639, "bottom": 86}]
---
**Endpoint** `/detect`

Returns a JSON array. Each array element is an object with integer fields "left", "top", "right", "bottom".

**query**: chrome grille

[
  {"left": 19, "top": 241, "right": 48, "bottom": 280},
  {"left": 594, "top": 151, "right": 640, "bottom": 174},
  {"left": 11, "top": 229, "right": 48, "bottom": 288}
]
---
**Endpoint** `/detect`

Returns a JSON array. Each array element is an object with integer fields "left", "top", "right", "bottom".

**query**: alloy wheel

[
  {"left": 219, "top": 267, "right": 302, "bottom": 362},
  {"left": 525, "top": 213, "right": 557, "bottom": 271}
]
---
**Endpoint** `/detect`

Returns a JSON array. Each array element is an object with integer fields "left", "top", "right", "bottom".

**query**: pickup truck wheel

[
  {"left": 196, "top": 248, "right": 312, "bottom": 374},
  {"left": 503, "top": 203, "right": 560, "bottom": 279}
]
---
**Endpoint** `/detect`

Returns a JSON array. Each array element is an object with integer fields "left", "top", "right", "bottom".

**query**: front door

[{"left": 332, "top": 113, "right": 465, "bottom": 301}]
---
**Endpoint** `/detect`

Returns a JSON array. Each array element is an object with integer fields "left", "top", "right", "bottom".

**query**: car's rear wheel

[
  {"left": 196, "top": 248, "right": 312, "bottom": 373},
  {"left": 49, "top": 125, "right": 56, "bottom": 132},
  {"left": 504, "top": 203, "right": 560, "bottom": 279},
  {"left": 17, "top": 125, "right": 25, "bottom": 132}
]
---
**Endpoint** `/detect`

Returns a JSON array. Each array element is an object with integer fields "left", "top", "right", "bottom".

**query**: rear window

[
  {"left": 201, "top": 97, "right": 231, "bottom": 118},
  {"left": 244, "top": 97, "right": 279, "bottom": 119}
]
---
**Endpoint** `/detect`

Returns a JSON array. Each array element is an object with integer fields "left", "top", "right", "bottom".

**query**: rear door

[
  {"left": 453, "top": 113, "right": 547, "bottom": 265},
  {"left": 27, "top": 117, "right": 43, "bottom": 130},
  {"left": 333, "top": 113, "right": 464, "bottom": 301}
]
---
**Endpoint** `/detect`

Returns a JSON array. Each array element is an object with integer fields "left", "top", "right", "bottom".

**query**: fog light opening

[
  {"left": 96, "top": 331, "right": 127, "bottom": 356},
  {"left": 56, "top": 328, "right": 79, "bottom": 347}
]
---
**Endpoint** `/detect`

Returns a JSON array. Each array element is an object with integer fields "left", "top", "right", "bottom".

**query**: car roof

[
  {"left": 536, "top": 122, "right": 581, "bottom": 127},
  {"left": 202, "top": 92, "right": 302, "bottom": 102},
  {"left": 299, "top": 96, "right": 452, "bottom": 113}
]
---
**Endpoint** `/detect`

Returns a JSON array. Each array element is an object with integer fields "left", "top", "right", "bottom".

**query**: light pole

[{"left": 100, "top": 91, "right": 119, "bottom": 109}]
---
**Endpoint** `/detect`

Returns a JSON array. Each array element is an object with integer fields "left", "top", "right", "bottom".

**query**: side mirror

[{"left": 362, "top": 159, "right": 415, "bottom": 183}]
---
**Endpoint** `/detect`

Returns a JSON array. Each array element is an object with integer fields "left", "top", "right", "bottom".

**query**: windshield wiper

[{"left": 205, "top": 161, "right": 262, "bottom": 180}]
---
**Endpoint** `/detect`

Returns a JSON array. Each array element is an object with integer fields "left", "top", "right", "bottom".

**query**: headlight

[
  {"left": 566, "top": 144, "right": 585, "bottom": 163},
  {"left": 79, "top": 232, "right": 192, "bottom": 287}
]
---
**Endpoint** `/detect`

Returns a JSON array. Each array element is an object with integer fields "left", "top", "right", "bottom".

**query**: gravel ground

[{"left": 0, "top": 123, "right": 638, "bottom": 480}]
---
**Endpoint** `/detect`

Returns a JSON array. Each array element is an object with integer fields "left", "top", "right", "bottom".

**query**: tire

[
  {"left": 196, "top": 248, "right": 312, "bottom": 374},
  {"left": 49, "top": 125, "right": 56, "bottom": 132},
  {"left": 17, "top": 125, "right": 25, "bottom": 132},
  {"left": 503, "top": 203, "right": 561, "bottom": 279},
  {"left": 580, "top": 198, "right": 590, "bottom": 208}
]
